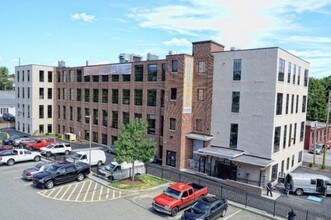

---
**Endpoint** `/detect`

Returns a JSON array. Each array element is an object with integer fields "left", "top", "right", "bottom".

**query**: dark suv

[
  {"left": 2, "top": 113, "right": 15, "bottom": 121},
  {"left": 32, "top": 162, "right": 90, "bottom": 189}
]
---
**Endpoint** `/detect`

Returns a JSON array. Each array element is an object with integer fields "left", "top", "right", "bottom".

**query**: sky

[{"left": 0, "top": 0, "right": 330, "bottom": 78}]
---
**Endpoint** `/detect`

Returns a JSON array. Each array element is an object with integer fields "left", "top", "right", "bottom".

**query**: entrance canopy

[
  {"left": 195, "top": 145, "right": 272, "bottom": 168},
  {"left": 186, "top": 133, "right": 213, "bottom": 141}
]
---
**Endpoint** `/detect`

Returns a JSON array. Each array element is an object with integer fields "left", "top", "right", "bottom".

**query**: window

[
  {"left": 198, "top": 61, "right": 206, "bottom": 73},
  {"left": 278, "top": 58, "right": 285, "bottom": 82},
  {"left": 58, "top": 106, "right": 60, "bottom": 119},
  {"left": 102, "top": 89, "right": 108, "bottom": 103},
  {"left": 111, "top": 136, "right": 118, "bottom": 145},
  {"left": 233, "top": 59, "right": 242, "bottom": 80},
  {"left": 93, "top": 76, "right": 99, "bottom": 82},
  {"left": 112, "top": 111, "right": 118, "bottom": 129},
  {"left": 22, "top": 88, "right": 25, "bottom": 99},
  {"left": 311, "top": 179, "right": 316, "bottom": 185},
  {"left": 93, "top": 109, "right": 98, "bottom": 125},
  {"left": 147, "top": 90, "right": 156, "bottom": 106},
  {"left": 291, "top": 94, "right": 294, "bottom": 113},
  {"left": 287, "top": 62, "right": 291, "bottom": 83},
  {"left": 276, "top": 93, "right": 283, "bottom": 115},
  {"left": 172, "top": 60, "right": 178, "bottom": 72},
  {"left": 123, "top": 89, "right": 130, "bottom": 105},
  {"left": 84, "top": 75, "right": 90, "bottom": 82},
  {"left": 47, "top": 105, "right": 52, "bottom": 118},
  {"left": 231, "top": 92, "right": 240, "bottom": 113},
  {"left": 300, "top": 122, "right": 305, "bottom": 142},
  {"left": 304, "top": 69, "right": 308, "bottom": 87},
  {"left": 102, "top": 110, "right": 108, "bottom": 127},
  {"left": 134, "top": 90, "right": 143, "bottom": 106},
  {"left": 286, "top": 94, "right": 289, "bottom": 114},
  {"left": 166, "top": 150, "right": 176, "bottom": 167},
  {"left": 230, "top": 124, "right": 238, "bottom": 148},
  {"left": 93, "top": 132, "right": 98, "bottom": 143},
  {"left": 77, "top": 107, "right": 81, "bottom": 122},
  {"left": 170, "top": 118, "right": 176, "bottom": 131},
  {"left": 288, "top": 124, "right": 292, "bottom": 147},
  {"left": 271, "top": 164, "right": 278, "bottom": 181},
  {"left": 292, "top": 64, "right": 296, "bottom": 84},
  {"left": 296, "top": 95, "right": 299, "bottom": 113},
  {"left": 48, "top": 88, "right": 52, "bottom": 99},
  {"left": 57, "top": 88, "right": 60, "bottom": 100},
  {"left": 93, "top": 89, "right": 99, "bottom": 102},
  {"left": 69, "top": 89, "right": 74, "bottom": 101},
  {"left": 283, "top": 125, "right": 287, "bottom": 149},
  {"left": 17, "top": 71, "right": 19, "bottom": 82},
  {"left": 197, "top": 89, "right": 204, "bottom": 101},
  {"left": 298, "top": 151, "right": 303, "bottom": 163},
  {"left": 274, "top": 126, "right": 281, "bottom": 153},
  {"left": 39, "top": 70, "right": 44, "bottom": 82},
  {"left": 281, "top": 160, "right": 284, "bottom": 174},
  {"left": 62, "top": 88, "right": 65, "bottom": 100},
  {"left": 297, "top": 66, "right": 301, "bottom": 85},
  {"left": 70, "top": 106, "right": 73, "bottom": 120},
  {"left": 135, "top": 65, "right": 144, "bottom": 81},
  {"left": 77, "top": 69, "right": 82, "bottom": 82},
  {"left": 148, "top": 64, "right": 157, "bottom": 81},
  {"left": 291, "top": 155, "right": 295, "bottom": 167},
  {"left": 57, "top": 71, "right": 61, "bottom": 82},
  {"left": 48, "top": 71, "right": 52, "bottom": 82},
  {"left": 170, "top": 88, "right": 177, "bottom": 100},
  {"left": 63, "top": 106, "right": 66, "bottom": 119},
  {"left": 123, "top": 74, "right": 131, "bottom": 82},
  {"left": 135, "top": 113, "right": 142, "bottom": 119},
  {"left": 85, "top": 108, "right": 90, "bottom": 123},
  {"left": 39, "top": 125, "right": 44, "bottom": 134},
  {"left": 196, "top": 119, "right": 203, "bottom": 131},
  {"left": 77, "top": 89, "right": 82, "bottom": 101},
  {"left": 17, "top": 87, "right": 19, "bottom": 98},
  {"left": 287, "top": 157, "right": 290, "bottom": 170},
  {"left": 147, "top": 114, "right": 156, "bottom": 135},
  {"left": 102, "top": 75, "right": 108, "bottom": 82},
  {"left": 112, "top": 89, "right": 119, "bottom": 104},
  {"left": 22, "top": 70, "right": 24, "bottom": 82},
  {"left": 39, "top": 88, "right": 44, "bottom": 99},
  {"left": 27, "top": 105, "right": 30, "bottom": 118},
  {"left": 293, "top": 123, "right": 297, "bottom": 145},
  {"left": 39, "top": 105, "right": 44, "bottom": 119},
  {"left": 123, "top": 112, "right": 130, "bottom": 125},
  {"left": 27, "top": 70, "right": 30, "bottom": 81},
  {"left": 160, "top": 116, "right": 164, "bottom": 136},
  {"left": 161, "top": 90, "right": 165, "bottom": 107},
  {"left": 112, "top": 75, "right": 119, "bottom": 82},
  {"left": 102, "top": 134, "right": 108, "bottom": 145},
  {"left": 302, "top": 95, "right": 306, "bottom": 112},
  {"left": 161, "top": 63, "right": 166, "bottom": 81},
  {"left": 85, "top": 89, "right": 90, "bottom": 102},
  {"left": 69, "top": 70, "right": 74, "bottom": 82}
]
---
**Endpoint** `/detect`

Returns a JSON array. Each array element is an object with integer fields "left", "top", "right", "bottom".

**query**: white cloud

[
  {"left": 163, "top": 38, "right": 191, "bottom": 47},
  {"left": 71, "top": 13, "right": 95, "bottom": 23}
]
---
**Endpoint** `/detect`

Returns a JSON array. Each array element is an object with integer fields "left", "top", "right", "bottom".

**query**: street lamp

[{"left": 85, "top": 115, "right": 92, "bottom": 173}]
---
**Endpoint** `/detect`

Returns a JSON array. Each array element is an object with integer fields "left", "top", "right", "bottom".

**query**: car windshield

[
  {"left": 163, "top": 188, "right": 181, "bottom": 200},
  {"left": 105, "top": 163, "right": 116, "bottom": 171},
  {"left": 34, "top": 163, "right": 43, "bottom": 170},
  {"left": 71, "top": 153, "right": 82, "bottom": 160},
  {"left": 192, "top": 201, "right": 211, "bottom": 214},
  {"left": 45, "top": 165, "right": 58, "bottom": 173},
  {"left": 46, "top": 144, "right": 55, "bottom": 149}
]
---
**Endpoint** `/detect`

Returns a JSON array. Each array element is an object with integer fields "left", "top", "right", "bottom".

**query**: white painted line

[
  {"left": 24, "top": 182, "right": 32, "bottom": 186},
  {"left": 223, "top": 210, "right": 242, "bottom": 220},
  {"left": 14, "top": 176, "right": 22, "bottom": 180}
]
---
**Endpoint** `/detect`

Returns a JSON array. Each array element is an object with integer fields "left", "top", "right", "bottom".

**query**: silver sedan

[{"left": 22, "top": 162, "right": 54, "bottom": 180}]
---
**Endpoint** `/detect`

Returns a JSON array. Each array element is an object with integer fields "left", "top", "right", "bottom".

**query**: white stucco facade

[
  {"left": 15, "top": 65, "right": 55, "bottom": 134},
  {"left": 211, "top": 48, "right": 309, "bottom": 183}
]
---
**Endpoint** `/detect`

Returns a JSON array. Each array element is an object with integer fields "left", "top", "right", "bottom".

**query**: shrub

[{"left": 308, "top": 162, "right": 313, "bottom": 167}]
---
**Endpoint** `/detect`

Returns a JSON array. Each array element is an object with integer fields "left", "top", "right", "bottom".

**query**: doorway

[{"left": 214, "top": 160, "right": 237, "bottom": 181}]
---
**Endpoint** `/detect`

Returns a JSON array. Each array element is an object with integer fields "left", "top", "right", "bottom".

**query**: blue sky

[{"left": 0, "top": 0, "right": 330, "bottom": 78}]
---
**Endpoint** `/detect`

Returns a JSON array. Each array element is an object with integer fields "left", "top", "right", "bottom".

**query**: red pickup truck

[
  {"left": 152, "top": 182, "right": 208, "bottom": 216},
  {"left": 25, "top": 139, "right": 55, "bottom": 150}
]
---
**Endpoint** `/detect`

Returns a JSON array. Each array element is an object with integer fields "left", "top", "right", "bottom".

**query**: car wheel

[
  {"left": 97, "top": 160, "right": 102, "bottom": 167},
  {"left": 64, "top": 150, "right": 70, "bottom": 155},
  {"left": 45, "top": 180, "right": 54, "bottom": 189},
  {"left": 77, "top": 173, "right": 85, "bottom": 182},
  {"left": 46, "top": 152, "right": 51, "bottom": 157},
  {"left": 34, "top": 156, "right": 41, "bottom": 162},
  {"left": 108, "top": 176, "right": 114, "bottom": 181},
  {"left": 295, "top": 188, "right": 303, "bottom": 196},
  {"left": 7, "top": 159, "right": 15, "bottom": 166},
  {"left": 171, "top": 207, "right": 179, "bottom": 217},
  {"left": 221, "top": 208, "right": 227, "bottom": 217}
]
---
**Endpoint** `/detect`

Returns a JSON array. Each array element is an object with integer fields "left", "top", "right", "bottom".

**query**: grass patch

[{"left": 110, "top": 175, "right": 168, "bottom": 190}]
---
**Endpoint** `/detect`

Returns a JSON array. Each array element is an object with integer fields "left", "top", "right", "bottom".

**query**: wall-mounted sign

[
  {"left": 183, "top": 57, "right": 193, "bottom": 114},
  {"left": 84, "top": 63, "right": 132, "bottom": 76}
]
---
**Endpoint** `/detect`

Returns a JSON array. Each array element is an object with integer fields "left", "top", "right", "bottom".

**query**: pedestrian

[
  {"left": 266, "top": 181, "right": 273, "bottom": 197},
  {"left": 285, "top": 182, "right": 290, "bottom": 196},
  {"left": 321, "top": 183, "right": 327, "bottom": 197},
  {"left": 287, "top": 209, "right": 296, "bottom": 220}
]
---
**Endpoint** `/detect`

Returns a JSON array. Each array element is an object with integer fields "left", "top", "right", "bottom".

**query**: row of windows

[
  {"left": 273, "top": 121, "right": 305, "bottom": 153},
  {"left": 278, "top": 58, "right": 308, "bottom": 86},
  {"left": 17, "top": 122, "right": 52, "bottom": 134},
  {"left": 0, "top": 108, "right": 9, "bottom": 114},
  {"left": 16, "top": 70, "right": 53, "bottom": 83},
  {"left": 17, "top": 87, "right": 53, "bottom": 100},
  {"left": 39, "top": 105, "right": 52, "bottom": 119},
  {"left": 276, "top": 93, "right": 306, "bottom": 115},
  {"left": 271, "top": 151, "right": 302, "bottom": 181},
  {"left": 17, "top": 104, "right": 30, "bottom": 118}
]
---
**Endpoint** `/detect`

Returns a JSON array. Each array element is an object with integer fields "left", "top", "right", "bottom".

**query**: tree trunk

[{"left": 131, "top": 160, "right": 135, "bottom": 181}]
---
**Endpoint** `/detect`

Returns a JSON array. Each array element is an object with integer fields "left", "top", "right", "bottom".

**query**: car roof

[
  {"left": 199, "top": 196, "right": 218, "bottom": 204},
  {"left": 170, "top": 183, "right": 193, "bottom": 191}
]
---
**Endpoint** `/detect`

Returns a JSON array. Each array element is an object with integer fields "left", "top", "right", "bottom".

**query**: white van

[
  {"left": 67, "top": 149, "right": 106, "bottom": 166},
  {"left": 285, "top": 173, "right": 331, "bottom": 196},
  {"left": 98, "top": 161, "right": 145, "bottom": 181}
]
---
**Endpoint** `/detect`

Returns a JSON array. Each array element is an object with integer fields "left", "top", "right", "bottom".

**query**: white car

[
  {"left": 40, "top": 143, "right": 72, "bottom": 157},
  {"left": 0, "top": 149, "right": 41, "bottom": 166},
  {"left": 12, "top": 137, "right": 37, "bottom": 147}
]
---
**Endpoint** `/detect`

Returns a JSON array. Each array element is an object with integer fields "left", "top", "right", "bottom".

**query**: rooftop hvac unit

[{"left": 147, "top": 53, "right": 159, "bottom": 61}]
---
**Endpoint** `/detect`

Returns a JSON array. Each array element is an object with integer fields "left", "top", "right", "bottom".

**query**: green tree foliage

[
  {"left": 114, "top": 118, "right": 156, "bottom": 181},
  {"left": 307, "top": 77, "right": 328, "bottom": 121},
  {"left": 0, "top": 66, "right": 14, "bottom": 90}
]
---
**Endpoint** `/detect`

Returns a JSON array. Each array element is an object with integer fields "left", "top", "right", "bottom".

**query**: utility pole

[
  {"left": 312, "top": 121, "right": 317, "bottom": 165},
  {"left": 322, "top": 90, "right": 330, "bottom": 168}
]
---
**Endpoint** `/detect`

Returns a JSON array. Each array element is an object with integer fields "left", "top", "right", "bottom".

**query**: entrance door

[
  {"left": 214, "top": 160, "right": 237, "bottom": 181},
  {"left": 316, "top": 179, "right": 324, "bottom": 193}
]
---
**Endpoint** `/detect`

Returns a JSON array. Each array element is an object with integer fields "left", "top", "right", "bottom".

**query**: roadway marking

[
  {"left": 66, "top": 181, "right": 80, "bottom": 201},
  {"left": 83, "top": 181, "right": 93, "bottom": 202},
  {"left": 99, "top": 186, "right": 103, "bottom": 201},
  {"left": 24, "top": 182, "right": 31, "bottom": 186},
  {"left": 223, "top": 210, "right": 242, "bottom": 220},
  {"left": 60, "top": 185, "right": 72, "bottom": 200},
  {"left": 106, "top": 188, "right": 110, "bottom": 200},
  {"left": 75, "top": 181, "right": 86, "bottom": 201},
  {"left": 90, "top": 182, "right": 98, "bottom": 201},
  {"left": 53, "top": 186, "right": 64, "bottom": 199},
  {"left": 45, "top": 188, "right": 56, "bottom": 198}
]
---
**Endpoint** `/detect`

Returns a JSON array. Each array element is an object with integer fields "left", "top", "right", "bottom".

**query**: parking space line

[
  {"left": 45, "top": 189, "right": 56, "bottom": 198},
  {"left": 83, "top": 181, "right": 92, "bottom": 202},
  {"left": 53, "top": 186, "right": 64, "bottom": 199},
  {"left": 67, "top": 182, "right": 80, "bottom": 201},
  {"left": 223, "top": 210, "right": 241, "bottom": 220},
  {"left": 106, "top": 188, "right": 110, "bottom": 200},
  {"left": 75, "top": 181, "right": 86, "bottom": 201},
  {"left": 60, "top": 185, "right": 72, "bottom": 200},
  {"left": 90, "top": 182, "right": 98, "bottom": 201},
  {"left": 112, "top": 190, "right": 115, "bottom": 199},
  {"left": 99, "top": 186, "right": 103, "bottom": 201}
]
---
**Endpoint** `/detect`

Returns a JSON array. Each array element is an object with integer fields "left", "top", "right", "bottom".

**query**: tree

[
  {"left": 307, "top": 77, "right": 327, "bottom": 121},
  {"left": 0, "top": 66, "right": 14, "bottom": 90},
  {"left": 113, "top": 118, "right": 156, "bottom": 181}
]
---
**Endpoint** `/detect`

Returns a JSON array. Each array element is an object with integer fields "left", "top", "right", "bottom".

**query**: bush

[
  {"left": 321, "top": 164, "right": 326, "bottom": 170},
  {"left": 308, "top": 162, "right": 313, "bottom": 167}
]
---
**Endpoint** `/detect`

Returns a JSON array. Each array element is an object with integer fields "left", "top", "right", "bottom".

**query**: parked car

[
  {"left": 97, "top": 161, "right": 145, "bottom": 181},
  {"left": 40, "top": 143, "right": 72, "bottom": 157},
  {"left": 104, "top": 145, "right": 115, "bottom": 154},
  {"left": 152, "top": 182, "right": 208, "bottom": 217},
  {"left": 0, "top": 145, "right": 13, "bottom": 152},
  {"left": 12, "top": 137, "right": 37, "bottom": 147},
  {"left": 66, "top": 149, "right": 106, "bottom": 166},
  {"left": 22, "top": 162, "right": 54, "bottom": 180},
  {"left": 2, "top": 134, "right": 28, "bottom": 145},
  {"left": 24, "top": 139, "right": 55, "bottom": 150},
  {"left": 32, "top": 162, "right": 90, "bottom": 189},
  {"left": 309, "top": 143, "right": 325, "bottom": 155},
  {"left": 181, "top": 196, "right": 228, "bottom": 220},
  {"left": 0, "top": 149, "right": 41, "bottom": 166},
  {"left": 2, "top": 113, "right": 15, "bottom": 121}
]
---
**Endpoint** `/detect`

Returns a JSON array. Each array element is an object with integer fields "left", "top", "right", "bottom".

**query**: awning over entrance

[
  {"left": 186, "top": 133, "right": 213, "bottom": 141},
  {"left": 194, "top": 146, "right": 272, "bottom": 168}
]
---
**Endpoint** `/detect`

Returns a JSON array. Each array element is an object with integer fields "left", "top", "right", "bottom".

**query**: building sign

[
  {"left": 84, "top": 63, "right": 131, "bottom": 76},
  {"left": 183, "top": 57, "right": 193, "bottom": 114}
]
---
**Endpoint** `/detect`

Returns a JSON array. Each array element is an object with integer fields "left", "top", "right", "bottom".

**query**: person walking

[
  {"left": 266, "top": 181, "right": 273, "bottom": 197},
  {"left": 285, "top": 182, "right": 290, "bottom": 196},
  {"left": 287, "top": 209, "right": 296, "bottom": 220}
]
